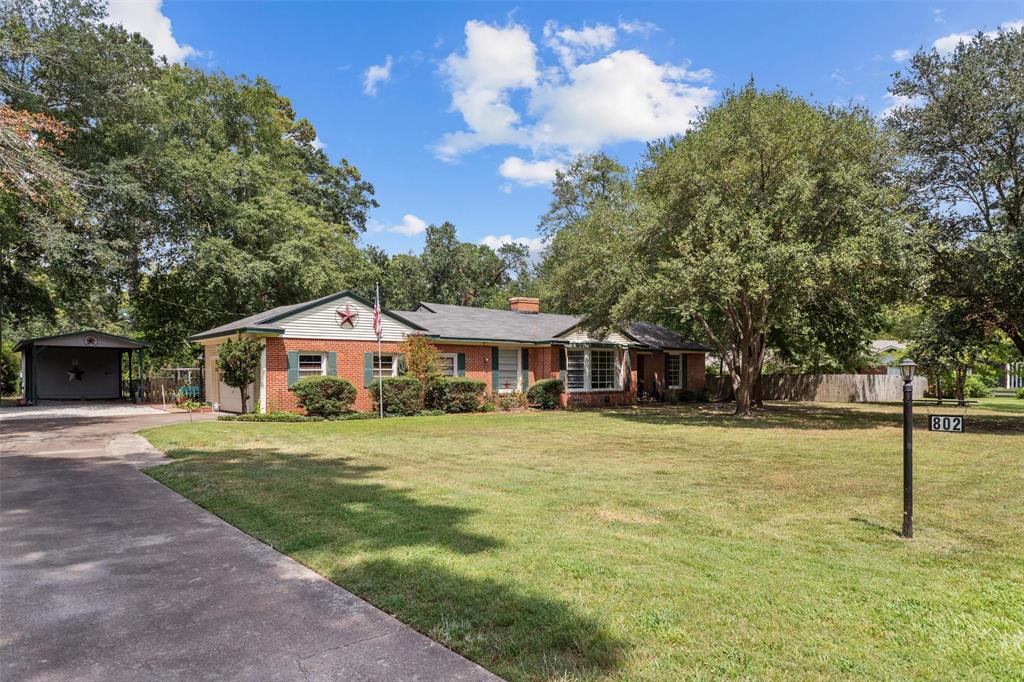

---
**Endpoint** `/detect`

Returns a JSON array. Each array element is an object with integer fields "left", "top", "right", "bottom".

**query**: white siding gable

[
  {"left": 279, "top": 296, "right": 412, "bottom": 341},
  {"left": 558, "top": 327, "right": 632, "bottom": 346}
]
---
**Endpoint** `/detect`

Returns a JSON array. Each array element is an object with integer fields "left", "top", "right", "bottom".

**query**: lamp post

[{"left": 898, "top": 358, "right": 916, "bottom": 539}]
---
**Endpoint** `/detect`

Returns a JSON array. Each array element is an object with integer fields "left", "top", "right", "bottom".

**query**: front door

[{"left": 636, "top": 354, "right": 647, "bottom": 398}]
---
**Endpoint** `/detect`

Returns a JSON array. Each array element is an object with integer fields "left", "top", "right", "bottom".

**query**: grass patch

[{"left": 142, "top": 402, "right": 1024, "bottom": 681}]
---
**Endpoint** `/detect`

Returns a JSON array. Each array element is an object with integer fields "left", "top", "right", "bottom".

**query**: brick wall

[{"left": 264, "top": 337, "right": 704, "bottom": 414}]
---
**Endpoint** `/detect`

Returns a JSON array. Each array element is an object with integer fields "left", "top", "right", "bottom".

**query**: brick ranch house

[{"left": 187, "top": 291, "right": 711, "bottom": 413}]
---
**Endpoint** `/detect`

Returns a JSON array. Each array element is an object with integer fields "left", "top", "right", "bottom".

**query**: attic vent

[{"left": 508, "top": 297, "right": 540, "bottom": 314}]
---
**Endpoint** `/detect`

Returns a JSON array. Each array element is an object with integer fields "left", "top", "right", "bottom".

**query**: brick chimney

[{"left": 508, "top": 297, "right": 540, "bottom": 314}]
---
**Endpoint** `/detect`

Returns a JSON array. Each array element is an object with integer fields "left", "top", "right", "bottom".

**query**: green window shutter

[
  {"left": 326, "top": 352, "right": 337, "bottom": 376},
  {"left": 457, "top": 353, "right": 466, "bottom": 376},
  {"left": 363, "top": 353, "right": 373, "bottom": 387},
  {"left": 681, "top": 353, "right": 689, "bottom": 389},
  {"left": 521, "top": 348, "right": 529, "bottom": 392},
  {"left": 287, "top": 351, "right": 299, "bottom": 388},
  {"left": 396, "top": 354, "right": 406, "bottom": 375},
  {"left": 623, "top": 351, "right": 631, "bottom": 391},
  {"left": 558, "top": 348, "right": 567, "bottom": 385},
  {"left": 491, "top": 347, "right": 500, "bottom": 391}
]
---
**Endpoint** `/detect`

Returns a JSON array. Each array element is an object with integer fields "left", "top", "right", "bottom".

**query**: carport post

[
  {"left": 128, "top": 350, "right": 134, "bottom": 402},
  {"left": 138, "top": 348, "right": 145, "bottom": 403}
]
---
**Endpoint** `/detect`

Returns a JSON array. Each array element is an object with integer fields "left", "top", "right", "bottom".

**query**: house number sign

[{"left": 928, "top": 415, "right": 965, "bottom": 432}]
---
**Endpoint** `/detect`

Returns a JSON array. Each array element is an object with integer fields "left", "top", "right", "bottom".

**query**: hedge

[
  {"left": 425, "top": 377, "right": 486, "bottom": 413},
  {"left": 527, "top": 378, "right": 563, "bottom": 409},
  {"left": 369, "top": 376, "right": 421, "bottom": 416},
  {"left": 292, "top": 376, "right": 358, "bottom": 417}
]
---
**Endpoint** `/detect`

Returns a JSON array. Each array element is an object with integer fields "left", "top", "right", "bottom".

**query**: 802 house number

[{"left": 929, "top": 415, "right": 965, "bottom": 432}]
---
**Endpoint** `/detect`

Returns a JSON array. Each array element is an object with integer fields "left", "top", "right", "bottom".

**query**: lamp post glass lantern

[
  {"left": 898, "top": 358, "right": 916, "bottom": 383},
  {"left": 899, "top": 358, "right": 916, "bottom": 538}
]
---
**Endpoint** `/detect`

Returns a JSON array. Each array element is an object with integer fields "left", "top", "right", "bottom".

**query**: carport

[{"left": 14, "top": 330, "right": 148, "bottom": 404}]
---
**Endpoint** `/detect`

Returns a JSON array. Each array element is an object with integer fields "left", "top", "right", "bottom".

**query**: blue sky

[{"left": 107, "top": 1, "right": 1023, "bottom": 256}]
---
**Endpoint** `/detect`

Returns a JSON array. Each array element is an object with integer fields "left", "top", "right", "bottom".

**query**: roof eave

[{"left": 186, "top": 326, "right": 285, "bottom": 342}]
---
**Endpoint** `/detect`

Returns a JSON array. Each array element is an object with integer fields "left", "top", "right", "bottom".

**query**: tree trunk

[
  {"left": 733, "top": 374, "right": 752, "bottom": 416},
  {"left": 955, "top": 366, "right": 967, "bottom": 406},
  {"left": 240, "top": 387, "right": 249, "bottom": 414},
  {"left": 935, "top": 373, "right": 943, "bottom": 405}
]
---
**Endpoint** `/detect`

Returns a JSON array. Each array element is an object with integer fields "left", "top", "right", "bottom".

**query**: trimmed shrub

[
  {"left": 964, "top": 375, "right": 992, "bottom": 399},
  {"left": 0, "top": 343, "right": 19, "bottom": 395},
  {"left": 425, "top": 377, "right": 486, "bottom": 413},
  {"left": 370, "top": 376, "right": 421, "bottom": 415},
  {"left": 292, "top": 376, "right": 358, "bottom": 417},
  {"left": 1017, "top": 387, "right": 1024, "bottom": 400},
  {"left": 527, "top": 378, "right": 563, "bottom": 409},
  {"left": 220, "top": 412, "right": 318, "bottom": 422},
  {"left": 485, "top": 391, "right": 528, "bottom": 411}
]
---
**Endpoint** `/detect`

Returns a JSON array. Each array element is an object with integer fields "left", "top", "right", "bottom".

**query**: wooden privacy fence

[{"left": 706, "top": 373, "right": 928, "bottom": 403}]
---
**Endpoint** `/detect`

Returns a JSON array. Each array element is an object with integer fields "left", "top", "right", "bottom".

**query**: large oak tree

[{"left": 542, "top": 87, "right": 914, "bottom": 415}]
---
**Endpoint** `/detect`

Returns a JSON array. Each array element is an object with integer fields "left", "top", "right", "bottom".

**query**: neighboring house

[
  {"left": 859, "top": 340, "right": 906, "bottom": 376},
  {"left": 187, "top": 291, "right": 711, "bottom": 413}
]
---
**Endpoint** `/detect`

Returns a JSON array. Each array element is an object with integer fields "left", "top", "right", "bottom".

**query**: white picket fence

[{"left": 1005, "top": 362, "right": 1024, "bottom": 389}]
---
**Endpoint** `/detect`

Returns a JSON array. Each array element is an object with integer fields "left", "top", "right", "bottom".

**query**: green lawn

[{"left": 142, "top": 402, "right": 1024, "bottom": 681}]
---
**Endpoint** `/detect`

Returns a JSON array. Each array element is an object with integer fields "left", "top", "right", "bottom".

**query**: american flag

[{"left": 373, "top": 284, "right": 383, "bottom": 340}]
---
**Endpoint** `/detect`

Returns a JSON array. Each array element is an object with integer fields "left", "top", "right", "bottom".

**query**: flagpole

[{"left": 376, "top": 283, "right": 384, "bottom": 419}]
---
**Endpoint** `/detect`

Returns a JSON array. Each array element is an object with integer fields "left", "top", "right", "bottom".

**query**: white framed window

[
  {"left": 497, "top": 347, "right": 520, "bottom": 393},
  {"left": 373, "top": 354, "right": 397, "bottom": 378},
  {"left": 590, "top": 350, "right": 616, "bottom": 390},
  {"left": 565, "top": 347, "right": 621, "bottom": 392},
  {"left": 666, "top": 353, "right": 685, "bottom": 389},
  {"left": 566, "top": 350, "right": 585, "bottom": 390},
  {"left": 298, "top": 353, "right": 326, "bottom": 378},
  {"left": 438, "top": 353, "right": 458, "bottom": 377}
]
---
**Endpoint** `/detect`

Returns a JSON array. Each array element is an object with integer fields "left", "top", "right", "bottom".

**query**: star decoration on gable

[
  {"left": 335, "top": 304, "right": 359, "bottom": 329},
  {"left": 66, "top": 365, "right": 85, "bottom": 382}
]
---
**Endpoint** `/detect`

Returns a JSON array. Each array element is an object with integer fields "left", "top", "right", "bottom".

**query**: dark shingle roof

[
  {"left": 626, "top": 322, "right": 714, "bottom": 352},
  {"left": 188, "top": 291, "right": 710, "bottom": 351},
  {"left": 394, "top": 302, "right": 580, "bottom": 343}
]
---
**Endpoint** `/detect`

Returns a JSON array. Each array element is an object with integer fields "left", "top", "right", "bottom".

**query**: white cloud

[
  {"left": 543, "top": 21, "right": 617, "bottom": 68},
  {"left": 891, "top": 48, "right": 912, "bottom": 62},
  {"left": 435, "top": 20, "right": 539, "bottom": 160},
  {"left": 106, "top": 0, "right": 196, "bottom": 63},
  {"left": 528, "top": 50, "right": 715, "bottom": 151},
  {"left": 479, "top": 234, "right": 546, "bottom": 256},
  {"left": 311, "top": 136, "right": 326, "bottom": 151},
  {"left": 388, "top": 214, "right": 428, "bottom": 236},
  {"left": 498, "top": 156, "right": 562, "bottom": 186},
  {"left": 363, "top": 55, "right": 393, "bottom": 96},
  {"left": 435, "top": 20, "right": 715, "bottom": 165},
  {"left": 933, "top": 20, "right": 1024, "bottom": 54},
  {"left": 933, "top": 9, "right": 945, "bottom": 24},
  {"left": 618, "top": 19, "right": 660, "bottom": 36}
]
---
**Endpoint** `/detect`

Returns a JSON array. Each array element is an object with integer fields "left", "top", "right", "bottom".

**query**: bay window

[{"left": 565, "top": 347, "right": 622, "bottom": 392}]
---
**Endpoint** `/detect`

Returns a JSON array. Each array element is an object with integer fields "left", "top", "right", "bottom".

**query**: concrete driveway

[{"left": 0, "top": 414, "right": 501, "bottom": 681}]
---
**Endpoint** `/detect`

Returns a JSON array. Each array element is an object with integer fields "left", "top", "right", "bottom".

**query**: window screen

[
  {"left": 498, "top": 348, "right": 519, "bottom": 392},
  {"left": 439, "top": 354, "right": 457, "bottom": 377},
  {"left": 373, "top": 354, "right": 394, "bottom": 378},
  {"left": 567, "top": 350, "right": 585, "bottom": 390},
  {"left": 298, "top": 354, "right": 325, "bottom": 377}
]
